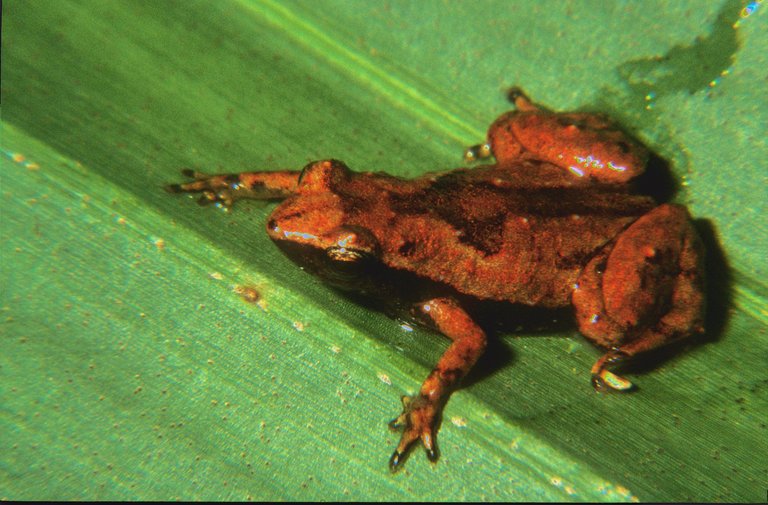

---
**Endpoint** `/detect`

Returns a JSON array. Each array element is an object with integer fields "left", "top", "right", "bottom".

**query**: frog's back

[{"left": 364, "top": 164, "right": 656, "bottom": 307}]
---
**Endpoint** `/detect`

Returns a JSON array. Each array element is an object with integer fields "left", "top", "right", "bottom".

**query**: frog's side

[{"left": 166, "top": 89, "right": 706, "bottom": 472}]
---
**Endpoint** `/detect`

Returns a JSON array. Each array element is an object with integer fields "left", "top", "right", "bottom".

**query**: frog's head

[{"left": 266, "top": 160, "right": 382, "bottom": 286}]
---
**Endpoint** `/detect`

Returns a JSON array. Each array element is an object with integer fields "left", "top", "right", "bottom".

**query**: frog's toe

[
  {"left": 463, "top": 143, "right": 492, "bottom": 162},
  {"left": 164, "top": 183, "right": 184, "bottom": 193},
  {"left": 506, "top": 87, "right": 539, "bottom": 111},
  {"left": 389, "top": 448, "right": 405, "bottom": 472},
  {"left": 591, "top": 350, "right": 635, "bottom": 392},
  {"left": 388, "top": 395, "right": 414, "bottom": 429},
  {"left": 591, "top": 369, "right": 635, "bottom": 392},
  {"left": 506, "top": 86, "right": 527, "bottom": 104}
]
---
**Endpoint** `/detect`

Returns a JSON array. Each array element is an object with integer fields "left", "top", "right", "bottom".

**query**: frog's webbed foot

[
  {"left": 388, "top": 395, "right": 441, "bottom": 472},
  {"left": 165, "top": 169, "right": 300, "bottom": 209}
]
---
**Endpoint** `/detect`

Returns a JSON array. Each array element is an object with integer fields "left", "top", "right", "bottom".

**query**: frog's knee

[
  {"left": 572, "top": 247, "right": 625, "bottom": 348},
  {"left": 487, "top": 112, "right": 526, "bottom": 163}
]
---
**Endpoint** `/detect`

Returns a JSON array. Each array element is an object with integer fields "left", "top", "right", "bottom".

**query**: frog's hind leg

[
  {"left": 165, "top": 169, "right": 300, "bottom": 209},
  {"left": 464, "top": 87, "right": 539, "bottom": 162},
  {"left": 572, "top": 204, "right": 706, "bottom": 391}
]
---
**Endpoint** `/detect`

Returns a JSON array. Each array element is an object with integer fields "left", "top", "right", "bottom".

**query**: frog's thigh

[
  {"left": 602, "top": 204, "right": 702, "bottom": 331},
  {"left": 574, "top": 204, "right": 703, "bottom": 347}
]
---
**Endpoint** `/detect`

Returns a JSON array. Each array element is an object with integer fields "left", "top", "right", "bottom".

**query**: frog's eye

[
  {"left": 326, "top": 246, "right": 369, "bottom": 262},
  {"left": 322, "top": 225, "right": 380, "bottom": 263},
  {"left": 320, "top": 227, "right": 380, "bottom": 288}
]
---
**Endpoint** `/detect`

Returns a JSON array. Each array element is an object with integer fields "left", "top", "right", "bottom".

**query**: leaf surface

[{"left": 2, "top": 0, "right": 766, "bottom": 501}]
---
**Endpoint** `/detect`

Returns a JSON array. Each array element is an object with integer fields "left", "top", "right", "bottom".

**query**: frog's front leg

[
  {"left": 389, "top": 297, "right": 487, "bottom": 472},
  {"left": 572, "top": 204, "right": 706, "bottom": 391},
  {"left": 165, "top": 169, "right": 300, "bottom": 208}
]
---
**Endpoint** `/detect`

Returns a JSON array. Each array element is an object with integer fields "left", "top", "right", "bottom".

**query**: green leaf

[{"left": 2, "top": 0, "right": 766, "bottom": 501}]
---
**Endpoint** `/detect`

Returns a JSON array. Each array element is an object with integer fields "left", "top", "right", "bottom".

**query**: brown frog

[{"left": 166, "top": 89, "right": 706, "bottom": 472}]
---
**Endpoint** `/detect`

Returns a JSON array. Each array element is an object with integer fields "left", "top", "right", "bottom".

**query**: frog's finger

[
  {"left": 421, "top": 431, "right": 438, "bottom": 462},
  {"left": 389, "top": 428, "right": 419, "bottom": 472},
  {"left": 387, "top": 396, "right": 411, "bottom": 431}
]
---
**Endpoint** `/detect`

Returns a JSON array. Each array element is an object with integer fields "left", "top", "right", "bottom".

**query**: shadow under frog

[
  {"left": 167, "top": 89, "right": 709, "bottom": 472},
  {"left": 589, "top": 0, "right": 743, "bottom": 192}
]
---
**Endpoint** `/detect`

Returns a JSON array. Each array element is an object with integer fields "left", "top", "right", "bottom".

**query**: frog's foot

[
  {"left": 388, "top": 395, "right": 441, "bottom": 472},
  {"left": 591, "top": 349, "right": 634, "bottom": 392},
  {"left": 165, "top": 169, "right": 241, "bottom": 209}
]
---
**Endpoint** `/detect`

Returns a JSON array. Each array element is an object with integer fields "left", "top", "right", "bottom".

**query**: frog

[{"left": 166, "top": 88, "right": 706, "bottom": 472}]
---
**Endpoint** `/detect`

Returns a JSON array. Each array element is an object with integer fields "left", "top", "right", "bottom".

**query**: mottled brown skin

[{"left": 166, "top": 89, "right": 706, "bottom": 472}]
